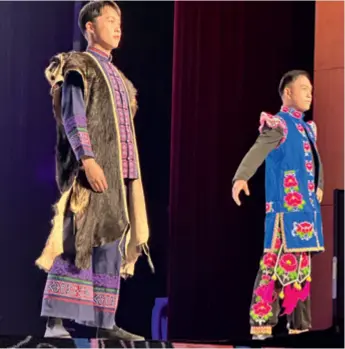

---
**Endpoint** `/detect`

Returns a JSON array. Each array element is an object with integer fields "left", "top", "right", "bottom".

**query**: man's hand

[
  {"left": 232, "top": 179, "right": 250, "bottom": 206},
  {"left": 316, "top": 188, "right": 323, "bottom": 203},
  {"left": 82, "top": 157, "right": 108, "bottom": 193}
]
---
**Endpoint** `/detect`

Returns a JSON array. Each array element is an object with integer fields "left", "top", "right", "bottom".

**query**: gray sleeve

[{"left": 233, "top": 126, "right": 284, "bottom": 182}]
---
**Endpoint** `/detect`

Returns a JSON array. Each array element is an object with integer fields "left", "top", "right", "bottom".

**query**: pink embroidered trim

[
  {"left": 259, "top": 112, "right": 280, "bottom": 131},
  {"left": 281, "top": 106, "right": 303, "bottom": 119},
  {"left": 306, "top": 121, "right": 317, "bottom": 140},
  {"left": 259, "top": 112, "right": 288, "bottom": 146}
]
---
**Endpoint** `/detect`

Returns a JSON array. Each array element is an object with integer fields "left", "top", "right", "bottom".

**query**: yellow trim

[
  {"left": 114, "top": 67, "right": 153, "bottom": 269},
  {"left": 250, "top": 326, "right": 272, "bottom": 335},
  {"left": 84, "top": 52, "right": 129, "bottom": 223},
  {"left": 289, "top": 329, "right": 309, "bottom": 335}
]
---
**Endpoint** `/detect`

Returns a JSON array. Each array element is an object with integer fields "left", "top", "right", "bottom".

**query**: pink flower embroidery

[
  {"left": 262, "top": 253, "right": 278, "bottom": 269},
  {"left": 303, "top": 141, "right": 311, "bottom": 154},
  {"left": 301, "top": 253, "right": 309, "bottom": 269},
  {"left": 296, "top": 124, "right": 306, "bottom": 137},
  {"left": 292, "top": 221, "right": 314, "bottom": 241},
  {"left": 266, "top": 202, "right": 274, "bottom": 213},
  {"left": 284, "top": 192, "right": 305, "bottom": 210},
  {"left": 308, "top": 180, "right": 315, "bottom": 193},
  {"left": 274, "top": 237, "right": 282, "bottom": 250},
  {"left": 284, "top": 174, "right": 298, "bottom": 188},
  {"left": 292, "top": 111, "right": 302, "bottom": 119},
  {"left": 252, "top": 301, "right": 272, "bottom": 317},
  {"left": 305, "top": 160, "right": 313, "bottom": 175},
  {"left": 279, "top": 254, "right": 298, "bottom": 273}
]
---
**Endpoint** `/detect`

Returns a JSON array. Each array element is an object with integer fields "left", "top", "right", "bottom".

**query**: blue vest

[{"left": 263, "top": 107, "right": 324, "bottom": 253}]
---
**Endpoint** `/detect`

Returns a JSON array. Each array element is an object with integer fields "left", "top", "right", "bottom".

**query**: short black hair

[
  {"left": 278, "top": 70, "right": 311, "bottom": 97},
  {"left": 78, "top": 1, "right": 121, "bottom": 34}
]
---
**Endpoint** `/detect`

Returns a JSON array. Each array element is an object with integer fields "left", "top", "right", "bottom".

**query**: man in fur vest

[
  {"left": 36, "top": 1, "right": 152, "bottom": 340},
  {"left": 232, "top": 70, "right": 325, "bottom": 339}
]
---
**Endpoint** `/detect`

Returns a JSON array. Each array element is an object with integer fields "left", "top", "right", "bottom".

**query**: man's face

[
  {"left": 284, "top": 75, "right": 313, "bottom": 112},
  {"left": 88, "top": 6, "right": 122, "bottom": 51}
]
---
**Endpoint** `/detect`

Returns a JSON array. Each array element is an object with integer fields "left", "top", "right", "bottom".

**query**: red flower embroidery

[
  {"left": 293, "top": 221, "right": 314, "bottom": 240},
  {"left": 301, "top": 253, "right": 309, "bottom": 269},
  {"left": 296, "top": 124, "right": 306, "bottom": 136},
  {"left": 266, "top": 202, "right": 273, "bottom": 213},
  {"left": 305, "top": 160, "right": 313, "bottom": 172},
  {"left": 263, "top": 253, "right": 277, "bottom": 269},
  {"left": 279, "top": 254, "right": 298, "bottom": 272},
  {"left": 284, "top": 192, "right": 303, "bottom": 207},
  {"left": 262, "top": 275, "right": 271, "bottom": 281},
  {"left": 274, "top": 237, "right": 282, "bottom": 250},
  {"left": 292, "top": 111, "right": 302, "bottom": 119},
  {"left": 303, "top": 141, "right": 311, "bottom": 153},
  {"left": 308, "top": 180, "right": 315, "bottom": 192},
  {"left": 252, "top": 301, "right": 272, "bottom": 317},
  {"left": 281, "top": 106, "right": 289, "bottom": 113},
  {"left": 284, "top": 174, "right": 298, "bottom": 188}
]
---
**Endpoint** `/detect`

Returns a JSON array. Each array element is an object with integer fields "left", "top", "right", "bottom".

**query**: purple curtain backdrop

[{"left": 0, "top": 2, "right": 75, "bottom": 335}]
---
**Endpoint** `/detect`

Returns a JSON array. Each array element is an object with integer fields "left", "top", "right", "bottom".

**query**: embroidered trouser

[
  {"left": 41, "top": 180, "right": 132, "bottom": 329},
  {"left": 249, "top": 230, "right": 312, "bottom": 336}
]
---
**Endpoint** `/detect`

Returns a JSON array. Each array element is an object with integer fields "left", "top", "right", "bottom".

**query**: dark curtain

[
  {"left": 0, "top": 1, "right": 174, "bottom": 337},
  {"left": 169, "top": 1, "right": 315, "bottom": 341},
  {"left": 111, "top": 2, "right": 174, "bottom": 338},
  {"left": 0, "top": 2, "right": 75, "bottom": 335}
]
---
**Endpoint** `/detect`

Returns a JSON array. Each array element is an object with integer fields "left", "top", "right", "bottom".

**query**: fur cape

[{"left": 35, "top": 51, "right": 153, "bottom": 277}]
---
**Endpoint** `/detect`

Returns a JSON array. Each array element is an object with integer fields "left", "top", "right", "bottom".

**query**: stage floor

[{"left": 0, "top": 329, "right": 343, "bottom": 348}]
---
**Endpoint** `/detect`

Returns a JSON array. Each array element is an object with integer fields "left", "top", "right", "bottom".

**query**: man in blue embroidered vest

[
  {"left": 232, "top": 70, "right": 325, "bottom": 339},
  {"left": 36, "top": 1, "right": 153, "bottom": 340}
]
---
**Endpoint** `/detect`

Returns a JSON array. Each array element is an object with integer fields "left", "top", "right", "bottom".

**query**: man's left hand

[{"left": 316, "top": 188, "right": 323, "bottom": 203}]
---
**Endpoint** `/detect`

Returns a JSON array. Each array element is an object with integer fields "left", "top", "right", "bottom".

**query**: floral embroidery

[
  {"left": 274, "top": 236, "right": 282, "bottom": 251},
  {"left": 303, "top": 141, "right": 311, "bottom": 155},
  {"left": 296, "top": 123, "right": 307, "bottom": 137},
  {"left": 250, "top": 301, "right": 274, "bottom": 324},
  {"left": 278, "top": 254, "right": 298, "bottom": 273},
  {"left": 306, "top": 121, "right": 317, "bottom": 141},
  {"left": 280, "top": 106, "right": 303, "bottom": 119},
  {"left": 259, "top": 112, "right": 288, "bottom": 146},
  {"left": 307, "top": 180, "right": 315, "bottom": 195},
  {"left": 298, "top": 253, "right": 311, "bottom": 282},
  {"left": 283, "top": 171, "right": 306, "bottom": 211},
  {"left": 284, "top": 192, "right": 305, "bottom": 210},
  {"left": 284, "top": 174, "right": 298, "bottom": 189},
  {"left": 292, "top": 221, "right": 314, "bottom": 241},
  {"left": 266, "top": 202, "right": 274, "bottom": 213},
  {"left": 305, "top": 160, "right": 313, "bottom": 176},
  {"left": 261, "top": 253, "right": 278, "bottom": 270}
]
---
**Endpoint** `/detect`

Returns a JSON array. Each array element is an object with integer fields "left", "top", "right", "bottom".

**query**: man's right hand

[
  {"left": 232, "top": 179, "right": 250, "bottom": 206},
  {"left": 82, "top": 157, "right": 108, "bottom": 193}
]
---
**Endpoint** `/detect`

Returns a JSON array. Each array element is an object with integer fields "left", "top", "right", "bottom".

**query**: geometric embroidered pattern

[{"left": 44, "top": 277, "right": 119, "bottom": 313}]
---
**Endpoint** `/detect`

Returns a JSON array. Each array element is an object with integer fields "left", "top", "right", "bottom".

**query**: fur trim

[
  {"left": 37, "top": 51, "right": 151, "bottom": 274},
  {"left": 35, "top": 183, "right": 74, "bottom": 271}
]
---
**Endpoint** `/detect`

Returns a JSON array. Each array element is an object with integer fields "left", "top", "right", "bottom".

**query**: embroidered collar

[
  {"left": 280, "top": 106, "right": 304, "bottom": 120},
  {"left": 87, "top": 47, "right": 112, "bottom": 62}
]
